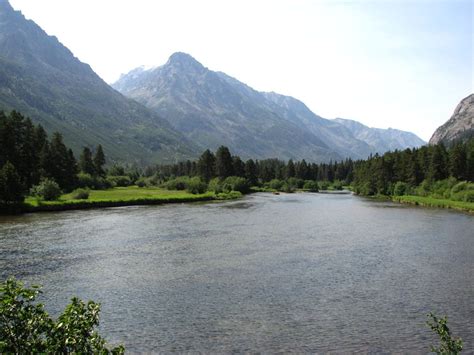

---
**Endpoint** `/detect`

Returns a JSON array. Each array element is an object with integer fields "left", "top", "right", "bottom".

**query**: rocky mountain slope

[
  {"left": 429, "top": 94, "right": 474, "bottom": 145},
  {"left": 114, "top": 52, "right": 425, "bottom": 162},
  {"left": 0, "top": 0, "right": 196, "bottom": 163},
  {"left": 334, "top": 118, "right": 426, "bottom": 152}
]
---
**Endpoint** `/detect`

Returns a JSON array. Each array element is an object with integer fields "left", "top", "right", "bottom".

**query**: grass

[
  {"left": 23, "top": 187, "right": 218, "bottom": 212},
  {"left": 393, "top": 195, "right": 474, "bottom": 214}
]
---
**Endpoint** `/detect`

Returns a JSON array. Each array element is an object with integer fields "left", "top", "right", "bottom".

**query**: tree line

[
  {"left": 146, "top": 146, "right": 355, "bottom": 186},
  {"left": 0, "top": 111, "right": 106, "bottom": 207},
  {"left": 2, "top": 109, "right": 473, "bottom": 207},
  {"left": 352, "top": 139, "right": 474, "bottom": 196}
]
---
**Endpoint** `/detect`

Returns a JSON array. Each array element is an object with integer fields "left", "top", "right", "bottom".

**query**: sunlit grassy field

[{"left": 24, "top": 187, "right": 215, "bottom": 210}]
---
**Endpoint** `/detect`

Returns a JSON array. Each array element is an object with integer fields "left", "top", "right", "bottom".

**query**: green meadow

[
  {"left": 393, "top": 195, "right": 474, "bottom": 214},
  {"left": 24, "top": 187, "right": 216, "bottom": 212}
]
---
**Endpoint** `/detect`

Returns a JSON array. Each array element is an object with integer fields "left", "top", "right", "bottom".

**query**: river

[{"left": 1, "top": 193, "right": 473, "bottom": 352}]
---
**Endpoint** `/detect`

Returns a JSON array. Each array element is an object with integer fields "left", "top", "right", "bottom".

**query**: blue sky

[{"left": 9, "top": 0, "right": 473, "bottom": 141}]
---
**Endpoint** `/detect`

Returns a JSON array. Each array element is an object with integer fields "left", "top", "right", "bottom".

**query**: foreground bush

[
  {"left": 0, "top": 277, "right": 124, "bottom": 354},
  {"left": 427, "top": 312, "right": 463, "bottom": 354},
  {"left": 29, "top": 178, "right": 61, "bottom": 201}
]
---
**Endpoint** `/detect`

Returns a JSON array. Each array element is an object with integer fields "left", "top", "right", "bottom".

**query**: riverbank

[
  {"left": 15, "top": 187, "right": 227, "bottom": 213},
  {"left": 392, "top": 195, "right": 474, "bottom": 214}
]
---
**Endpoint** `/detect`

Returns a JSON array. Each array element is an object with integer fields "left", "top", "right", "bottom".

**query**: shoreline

[
  {"left": 391, "top": 195, "right": 474, "bottom": 214},
  {"left": 23, "top": 195, "right": 217, "bottom": 213},
  {"left": 2, "top": 190, "right": 473, "bottom": 215}
]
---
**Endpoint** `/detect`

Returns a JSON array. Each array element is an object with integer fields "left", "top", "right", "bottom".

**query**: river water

[{"left": 0, "top": 193, "right": 473, "bottom": 353}]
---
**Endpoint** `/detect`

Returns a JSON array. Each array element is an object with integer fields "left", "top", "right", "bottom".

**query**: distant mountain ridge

[
  {"left": 114, "top": 52, "right": 426, "bottom": 162},
  {"left": 334, "top": 118, "right": 426, "bottom": 153},
  {"left": 429, "top": 94, "right": 474, "bottom": 145},
  {"left": 0, "top": 0, "right": 196, "bottom": 163}
]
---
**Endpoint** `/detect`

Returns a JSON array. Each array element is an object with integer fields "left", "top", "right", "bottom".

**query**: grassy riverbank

[
  {"left": 392, "top": 195, "right": 474, "bottom": 214},
  {"left": 22, "top": 187, "right": 219, "bottom": 212}
]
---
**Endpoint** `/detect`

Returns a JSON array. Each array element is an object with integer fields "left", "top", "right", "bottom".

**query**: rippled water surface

[{"left": 1, "top": 193, "right": 473, "bottom": 352}]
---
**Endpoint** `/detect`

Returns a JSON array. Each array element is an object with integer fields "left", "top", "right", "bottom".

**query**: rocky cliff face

[
  {"left": 429, "top": 94, "right": 474, "bottom": 145},
  {"left": 114, "top": 52, "right": 426, "bottom": 162}
]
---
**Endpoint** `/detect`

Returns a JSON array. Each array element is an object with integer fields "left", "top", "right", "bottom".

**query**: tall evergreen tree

[
  {"left": 232, "top": 156, "right": 245, "bottom": 177},
  {"left": 286, "top": 159, "right": 296, "bottom": 179},
  {"left": 215, "top": 146, "right": 233, "bottom": 178},
  {"left": 0, "top": 162, "right": 24, "bottom": 206},
  {"left": 197, "top": 149, "right": 216, "bottom": 182},
  {"left": 79, "top": 147, "right": 95, "bottom": 176},
  {"left": 244, "top": 159, "right": 258, "bottom": 186},
  {"left": 93, "top": 145, "right": 106, "bottom": 177},
  {"left": 449, "top": 142, "right": 467, "bottom": 180},
  {"left": 428, "top": 144, "right": 448, "bottom": 181},
  {"left": 466, "top": 140, "right": 474, "bottom": 182}
]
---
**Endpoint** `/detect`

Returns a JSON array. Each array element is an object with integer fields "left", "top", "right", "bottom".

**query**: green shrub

[
  {"left": 164, "top": 176, "right": 190, "bottom": 190},
  {"left": 0, "top": 277, "right": 124, "bottom": 354},
  {"left": 461, "top": 190, "right": 474, "bottom": 202},
  {"left": 393, "top": 181, "right": 409, "bottom": 196},
  {"left": 72, "top": 188, "right": 89, "bottom": 200},
  {"left": 215, "top": 191, "right": 242, "bottom": 200},
  {"left": 332, "top": 180, "right": 343, "bottom": 191},
  {"left": 287, "top": 177, "right": 304, "bottom": 189},
  {"left": 106, "top": 175, "right": 132, "bottom": 187},
  {"left": 135, "top": 177, "right": 149, "bottom": 188},
  {"left": 426, "top": 312, "right": 463, "bottom": 354},
  {"left": 431, "top": 178, "right": 457, "bottom": 198},
  {"left": 29, "top": 179, "right": 61, "bottom": 201},
  {"left": 268, "top": 179, "right": 284, "bottom": 191},
  {"left": 186, "top": 177, "right": 208, "bottom": 194},
  {"left": 222, "top": 176, "right": 250, "bottom": 193},
  {"left": 208, "top": 177, "right": 223, "bottom": 193},
  {"left": 319, "top": 181, "right": 330, "bottom": 190},
  {"left": 77, "top": 172, "right": 95, "bottom": 188},
  {"left": 303, "top": 180, "right": 319, "bottom": 192},
  {"left": 281, "top": 183, "right": 295, "bottom": 193},
  {"left": 77, "top": 173, "right": 111, "bottom": 189},
  {"left": 415, "top": 179, "right": 432, "bottom": 197}
]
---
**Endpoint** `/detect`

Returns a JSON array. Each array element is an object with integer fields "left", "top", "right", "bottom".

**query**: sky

[{"left": 9, "top": 0, "right": 473, "bottom": 141}]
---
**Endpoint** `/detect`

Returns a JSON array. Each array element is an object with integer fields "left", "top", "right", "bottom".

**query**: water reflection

[{"left": 0, "top": 193, "right": 473, "bottom": 352}]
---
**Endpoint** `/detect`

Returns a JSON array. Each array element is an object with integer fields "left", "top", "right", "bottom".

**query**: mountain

[
  {"left": 429, "top": 94, "right": 474, "bottom": 145},
  {"left": 114, "top": 52, "right": 425, "bottom": 162},
  {"left": 114, "top": 53, "right": 343, "bottom": 162},
  {"left": 333, "top": 118, "right": 426, "bottom": 152},
  {"left": 0, "top": 0, "right": 196, "bottom": 163}
]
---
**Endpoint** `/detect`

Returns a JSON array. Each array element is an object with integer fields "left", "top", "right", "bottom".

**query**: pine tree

[
  {"left": 79, "top": 147, "right": 95, "bottom": 176},
  {"left": 286, "top": 160, "right": 296, "bottom": 179},
  {"left": 197, "top": 149, "right": 216, "bottom": 182},
  {"left": 0, "top": 162, "right": 24, "bottom": 206},
  {"left": 428, "top": 144, "right": 448, "bottom": 181},
  {"left": 449, "top": 142, "right": 467, "bottom": 180},
  {"left": 93, "top": 145, "right": 106, "bottom": 177},
  {"left": 244, "top": 159, "right": 258, "bottom": 186},
  {"left": 215, "top": 146, "right": 233, "bottom": 178},
  {"left": 466, "top": 139, "right": 474, "bottom": 182},
  {"left": 232, "top": 156, "right": 245, "bottom": 177}
]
